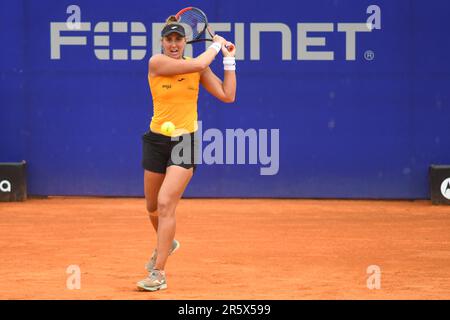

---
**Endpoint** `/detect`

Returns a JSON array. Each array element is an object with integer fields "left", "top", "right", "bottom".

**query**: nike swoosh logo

[{"left": 171, "top": 26, "right": 177, "bottom": 29}]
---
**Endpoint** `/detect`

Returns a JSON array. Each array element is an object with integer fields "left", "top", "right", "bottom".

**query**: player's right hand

[{"left": 213, "top": 35, "right": 227, "bottom": 47}]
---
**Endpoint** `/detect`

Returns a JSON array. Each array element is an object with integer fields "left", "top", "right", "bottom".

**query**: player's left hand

[{"left": 222, "top": 42, "right": 236, "bottom": 57}]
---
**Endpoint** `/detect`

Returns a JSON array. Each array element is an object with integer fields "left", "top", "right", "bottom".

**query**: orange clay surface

[{"left": 0, "top": 197, "right": 450, "bottom": 300}]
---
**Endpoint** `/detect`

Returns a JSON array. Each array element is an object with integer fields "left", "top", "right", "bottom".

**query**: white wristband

[
  {"left": 224, "top": 65, "right": 236, "bottom": 71},
  {"left": 208, "top": 42, "right": 221, "bottom": 54},
  {"left": 223, "top": 57, "right": 235, "bottom": 64},
  {"left": 223, "top": 57, "right": 236, "bottom": 71}
]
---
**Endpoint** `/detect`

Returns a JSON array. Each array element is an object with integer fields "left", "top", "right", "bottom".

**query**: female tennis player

[{"left": 137, "top": 16, "right": 236, "bottom": 291}]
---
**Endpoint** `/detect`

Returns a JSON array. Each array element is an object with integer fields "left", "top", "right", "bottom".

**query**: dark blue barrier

[{"left": 1, "top": 0, "right": 449, "bottom": 198}]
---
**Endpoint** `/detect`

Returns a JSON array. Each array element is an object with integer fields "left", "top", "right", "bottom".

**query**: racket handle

[
  {"left": 212, "top": 31, "right": 234, "bottom": 52},
  {"left": 225, "top": 44, "right": 235, "bottom": 52},
  {"left": 186, "top": 38, "right": 234, "bottom": 51}
]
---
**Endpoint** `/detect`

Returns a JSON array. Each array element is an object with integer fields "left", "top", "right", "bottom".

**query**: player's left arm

[{"left": 200, "top": 42, "right": 236, "bottom": 103}]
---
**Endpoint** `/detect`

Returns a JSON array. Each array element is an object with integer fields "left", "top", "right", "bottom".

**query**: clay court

[{"left": 1, "top": 197, "right": 449, "bottom": 300}]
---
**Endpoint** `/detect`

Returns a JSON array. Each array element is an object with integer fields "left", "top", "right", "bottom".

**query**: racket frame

[
  {"left": 175, "top": 7, "right": 214, "bottom": 44},
  {"left": 175, "top": 7, "right": 234, "bottom": 50}
]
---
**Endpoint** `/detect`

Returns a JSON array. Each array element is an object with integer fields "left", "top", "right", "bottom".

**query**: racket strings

[{"left": 177, "top": 9, "right": 207, "bottom": 40}]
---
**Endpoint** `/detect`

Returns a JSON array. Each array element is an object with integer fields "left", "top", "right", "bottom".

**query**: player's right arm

[{"left": 149, "top": 35, "right": 227, "bottom": 77}]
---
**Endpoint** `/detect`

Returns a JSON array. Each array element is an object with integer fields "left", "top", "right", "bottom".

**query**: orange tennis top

[{"left": 148, "top": 57, "right": 200, "bottom": 136}]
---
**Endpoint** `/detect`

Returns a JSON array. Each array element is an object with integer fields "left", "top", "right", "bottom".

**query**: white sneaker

[
  {"left": 137, "top": 269, "right": 167, "bottom": 292},
  {"left": 145, "top": 239, "right": 180, "bottom": 272}
]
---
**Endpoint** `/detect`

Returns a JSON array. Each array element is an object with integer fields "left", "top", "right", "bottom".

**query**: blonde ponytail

[{"left": 165, "top": 15, "right": 178, "bottom": 25}]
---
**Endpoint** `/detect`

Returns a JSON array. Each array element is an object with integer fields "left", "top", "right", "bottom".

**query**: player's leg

[
  {"left": 143, "top": 169, "right": 181, "bottom": 272},
  {"left": 142, "top": 129, "right": 170, "bottom": 231},
  {"left": 154, "top": 165, "right": 193, "bottom": 271},
  {"left": 144, "top": 169, "right": 165, "bottom": 232},
  {"left": 137, "top": 165, "right": 192, "bottom": 291}
]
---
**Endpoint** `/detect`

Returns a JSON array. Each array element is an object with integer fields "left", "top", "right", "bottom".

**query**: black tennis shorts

[{"left": 142, "top": 130, "right": 198, "bottom": 174}]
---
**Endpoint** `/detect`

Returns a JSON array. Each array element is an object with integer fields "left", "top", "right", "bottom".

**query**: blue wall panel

[{"left": 1, "top": 0, "right": 449, "bottom": 198}]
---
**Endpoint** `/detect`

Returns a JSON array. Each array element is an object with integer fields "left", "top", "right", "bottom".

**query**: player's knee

[
  {"left": 146, "top": 202, "right": 157, "bottom": 215},
  {"left": 157, "top": 196, "right": 173, "bottom": 217},
  {"left": 148, "top": 209, "right": 159, "bottom": 217}
]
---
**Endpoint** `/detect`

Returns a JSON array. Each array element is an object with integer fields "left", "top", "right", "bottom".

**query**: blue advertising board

[{"left": 1, "top": 0, "right": 449, "bottom": 198}]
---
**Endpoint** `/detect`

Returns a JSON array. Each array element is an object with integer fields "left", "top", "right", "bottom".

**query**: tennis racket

[{"left": 175, "top": 7, "right": 234, "bottom": 51}]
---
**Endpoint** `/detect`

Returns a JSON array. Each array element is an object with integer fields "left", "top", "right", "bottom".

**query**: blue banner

[{"left": 1, "top": 0, "right": 449, "bottom": 198}]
